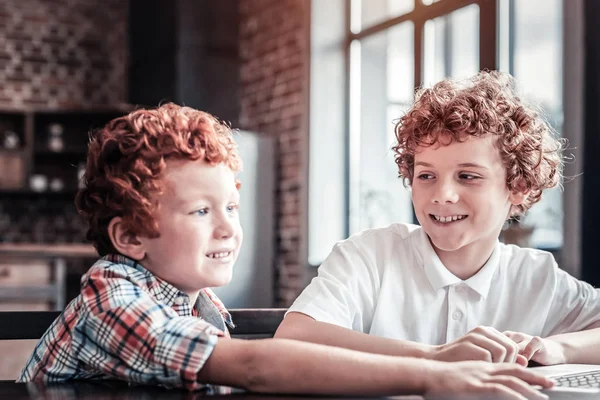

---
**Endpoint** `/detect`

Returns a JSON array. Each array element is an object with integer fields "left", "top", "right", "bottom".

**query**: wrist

[
  {"left": 422, "top": 343, "right": 443, "bottom": 361},
  {"left": 413, "top": 342, "right": 439, "bottom": 360},
  {"left": 419, "top": 359, "right": 447, "bottom": 393},
  {"left": 546, "top": 337, "right": 568, "bottom": 364}
]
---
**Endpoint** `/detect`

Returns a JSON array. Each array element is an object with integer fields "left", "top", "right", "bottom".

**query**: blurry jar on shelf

[
  {"left": 1, "top": 130, "right": 19, "bottom": 150},
  {"left": 49, "top": 177, "right": 64, "bottom": 192},
  {"left": 29, "top": 174, "right": 48, "bottom": 192},
  {"left": 47, "top": 123, "right": 64, "bottom": 152},
  {"left": 0, "top": 152, "right": 25, "bottom": 189}
]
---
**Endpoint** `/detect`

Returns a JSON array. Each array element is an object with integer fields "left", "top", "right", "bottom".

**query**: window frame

[
  {"left": 343, "top": 0, "right": 498, "bottom": 235},
  {"left": 307, "top": 0, "right": 576, "bottom": 271}
]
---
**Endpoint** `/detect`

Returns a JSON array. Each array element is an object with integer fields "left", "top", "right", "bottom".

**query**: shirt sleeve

[
  {"left": 287, "top": 238, "right": 380, "bottom": 332},
  {"left": 542, "top": 264, "right": 600, "bottom": 337},
  {"left": 72, "top": 267, "right": 222, "bottom": 391}
]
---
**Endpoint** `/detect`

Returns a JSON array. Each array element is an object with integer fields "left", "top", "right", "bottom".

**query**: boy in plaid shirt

[{"left": 18, "top": 103, "right": 551, "bottom": 399}]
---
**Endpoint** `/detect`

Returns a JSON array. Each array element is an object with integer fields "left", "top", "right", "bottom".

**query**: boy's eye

[
  {"left": 417, "top": 173, "right": 434, "bottom": 180},
  {"left": 227, "top": 204, "right": 239, "bottom": 213},
  {"left": 459, "top": 173, "right": 480, "bottom": 180},
  {"left": 193, "top": 208, "right": 209, "bottom": 216}
]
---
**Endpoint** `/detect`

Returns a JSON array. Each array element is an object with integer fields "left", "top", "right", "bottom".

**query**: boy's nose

[
  {"left": 213, "top": 215, "right": 235, "bottom": 239},
  {"left": 432, "top": 182, "right": 459, "bottom": 204}
]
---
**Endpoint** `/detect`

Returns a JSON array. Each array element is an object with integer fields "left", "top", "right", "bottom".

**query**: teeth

[
  {"left": 208, "top": 252, "right": 231, "bottom": 259},
  {"left": 433, "top": 215, "right": 466, "bottom": 223}
]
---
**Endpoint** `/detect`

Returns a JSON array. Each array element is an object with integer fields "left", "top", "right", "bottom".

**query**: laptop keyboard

[{"left": 554, "top": 370, "right": 600, "bottom": 388}]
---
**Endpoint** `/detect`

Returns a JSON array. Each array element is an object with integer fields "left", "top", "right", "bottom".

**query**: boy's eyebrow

[
  {"left": 457, "top": 162, "right": 490, "bottom": 170},
  {"left": 176, "top": 191, "right": 240, "bottom": 207},
  {"left": 414, "top": 161, "right": 490, "bottom": 170},
  {"left": 414, "top": 161, "right": 434, "bottom": 167}
]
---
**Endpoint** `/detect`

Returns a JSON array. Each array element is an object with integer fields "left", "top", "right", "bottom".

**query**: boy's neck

[
  {"left": 186, "top": 291, "right": 200, "bottom": 308},
  {"left": 432, "top": 239, "right": 497, "bottom": 280}
]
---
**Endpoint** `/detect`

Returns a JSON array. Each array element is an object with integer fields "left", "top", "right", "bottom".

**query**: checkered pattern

[{"left": 17, "top": 254, "right": 233, "bottom": 391}]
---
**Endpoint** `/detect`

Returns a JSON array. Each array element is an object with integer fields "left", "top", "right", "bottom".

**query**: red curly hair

[
  {"left": 392, "top": 71, "right": 563, "bottom": 217},
  {"left": 75, "top": 103, "right": 242, "bottom": 256}
]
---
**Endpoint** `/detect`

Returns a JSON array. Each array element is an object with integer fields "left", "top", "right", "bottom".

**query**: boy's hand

[
  {"left": 426, "top": 361, "right": 553, "bottom": 400},
  {"left": 503, "top": 331, "right": 566, "bottom": 366},
  {"left": 432, "top": 326, "right": 528, "bottom": 365}
]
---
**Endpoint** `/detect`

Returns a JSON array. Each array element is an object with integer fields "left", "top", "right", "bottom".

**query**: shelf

[
  {"left": 31, "top": 104, "right": 134, "bottom": 114},
  {"left": 0, "top": 243, "right": 97, "bottom": 258},
  {"left": 0, "top": 285, "right": 60, "bottom": 302},
  {"left": 0, "top": 108, "right": 131, "bottom": 247},
  {"left": 34, "top": 147, "right": 88, "bottom": 156},
  {"left": 0, "top": 189, "right": 78, "bottom": 197}
]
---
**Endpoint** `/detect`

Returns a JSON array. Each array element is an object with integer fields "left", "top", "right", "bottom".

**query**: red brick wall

[
  {"left": 239, "top": 0, "right": 309, "bottom": 306},
  {"left": 0, "top": 0, "right": 128, "bottom": 108}
]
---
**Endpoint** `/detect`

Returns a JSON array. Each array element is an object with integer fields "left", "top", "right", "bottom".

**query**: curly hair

[
  {"left": 392, "top": 71, "right": 563, "bottom": 216},
  {"left": 75, "top": 103, "right": 242, "bottom": 256}
]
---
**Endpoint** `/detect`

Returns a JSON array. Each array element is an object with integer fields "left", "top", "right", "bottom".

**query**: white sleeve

[
  {"left": 542, "top": 265, "right": 600, "bottom": 337},
  {"left": 286, "top": 239, "right": 379, "bottom": 332}
]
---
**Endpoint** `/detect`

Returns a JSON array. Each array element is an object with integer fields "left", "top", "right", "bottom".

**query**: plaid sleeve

[{"left": 72, "top": 266, "right": 223, "bottom": 391}]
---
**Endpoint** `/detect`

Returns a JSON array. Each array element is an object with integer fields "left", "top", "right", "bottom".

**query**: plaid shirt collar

[{"left": 101, "top": 254, "right": 234, "bottom": 329}]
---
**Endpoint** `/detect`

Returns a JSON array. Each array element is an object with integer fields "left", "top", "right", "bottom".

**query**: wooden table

[
  {"left": 0, "top": 381, "right": 421, "bottom": 400},
  {"left": 0, "top": 381, "right": 586, "bottom": 400}
]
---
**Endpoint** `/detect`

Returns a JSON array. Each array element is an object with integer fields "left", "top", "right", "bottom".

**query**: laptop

[{"left": 532, "top": 364, "right": 600, "bottom": 398}]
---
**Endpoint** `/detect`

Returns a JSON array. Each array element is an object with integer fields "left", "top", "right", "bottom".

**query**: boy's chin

[
  {"left": 205, "top": 270, "right": 234, "bottom": 288},
  {"left": 427, "top": 232, "right": 468, "bottom": 252}
]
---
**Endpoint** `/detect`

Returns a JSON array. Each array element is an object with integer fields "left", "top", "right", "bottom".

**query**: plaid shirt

[{"left": 17, "top": 254, "right": 234, "bottom": 391}]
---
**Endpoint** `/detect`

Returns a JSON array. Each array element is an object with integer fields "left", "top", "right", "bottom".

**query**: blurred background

[{"left": 0, "top": 0, "right": 598, "bottom": 378}]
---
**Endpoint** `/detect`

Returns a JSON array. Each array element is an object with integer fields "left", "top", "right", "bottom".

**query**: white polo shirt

[{"left": 288, "top": 223, "right": 600, "bottom": 344}]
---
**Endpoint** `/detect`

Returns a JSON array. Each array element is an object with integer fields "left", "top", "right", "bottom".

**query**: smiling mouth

[
  {"left": 207, "top": 251, "right": 232, "bottom": 259},
  {"left": 430, "top": 214, "right": 468, "bottom": 224}
]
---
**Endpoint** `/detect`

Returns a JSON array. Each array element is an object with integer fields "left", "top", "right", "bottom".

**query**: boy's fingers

[
  {"left": 464, "top": 334, "right": 507, "bottom": 363},
  {"left": 520, "top": 338, "right": 544, "bottom": 361},
  {"left": 515, "top": 354, "right": 528, "bottom": 366},
  {"left": 489, "top": 376, "right": 549, "bottom": 400},
  {"left": 479, "top": 383, "right": 528, "bottom": 400},
  {"left": 499, "top": 366, "right": 554, "bottom": 389},
  {"left": 445, "top": 341, "right": 493, "bottom": 363},
  {"left": 475, "top": 327, "right": 520, "bottom": 363},
  {"left": 504, "top": 331, "right": 528, "bottom": 343}
]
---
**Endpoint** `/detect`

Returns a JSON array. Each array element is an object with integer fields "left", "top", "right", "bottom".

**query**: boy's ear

[
  {"left": 509, "top": 190, "right": 529, "bottom": 206},
  {"left": 107, "top": 217, "right": 146, "bottom": 260}
]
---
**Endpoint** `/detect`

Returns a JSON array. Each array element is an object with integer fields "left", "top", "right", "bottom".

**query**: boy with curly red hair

[
  {"left": 277, "top": 71, "right": 600, "bottom": 367},
  {"left": 16, "top": 103, "right": 551, "bottom": 399}
]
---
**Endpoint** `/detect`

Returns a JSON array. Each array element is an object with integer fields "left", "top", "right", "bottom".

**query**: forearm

[
  {"left": 275, "top": 313, "right": 433, "bottom": 359},
  {"left": 200, "top": 337, "right": 435, "bottom": 395},
  {"left": 548, "top": 325, "right": 600, "bottom": 364}
]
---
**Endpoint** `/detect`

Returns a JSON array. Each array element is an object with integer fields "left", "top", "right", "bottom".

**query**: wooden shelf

[
  {"left": 34, "top": 147, "right": 88, "bottom": 156},
  {"left": 0, "top": 243, "right": 97, "bottom": 258},
  {"left": 0, "top": 104, "right": 134, "bottom": 114},
  {"left": 0, "top": 189, "right": 78, "bottom": 196}
]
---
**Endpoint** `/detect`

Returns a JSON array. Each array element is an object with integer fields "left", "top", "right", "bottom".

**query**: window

[
  {"left": 423, "top": 4, "right": 480, "bottom": 86},
  {"left": 498, "top": 0, "right": 563, "bottom": 250},
  {"left": 308, "top": 0, "right": 565, "bottom": 265},
  {"left": 348, "top": 22, "right": 414, "bottom": 234},
  {"left": 355, "top": 0, "right": 415, "bottom": 31}
]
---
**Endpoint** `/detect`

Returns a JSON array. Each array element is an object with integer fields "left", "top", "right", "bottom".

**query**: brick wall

[
  {"left": 239, "top": 0, "right": 309, "bottom": 306},
  {"left": 0, "top": 0, "right": 307, "bottom": 306},
  {"left": 0, "top": 0, "right": 127, "bottom": 251},
  {"left": 0, "top": 0, "right": 128, "bottom": 108}
]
